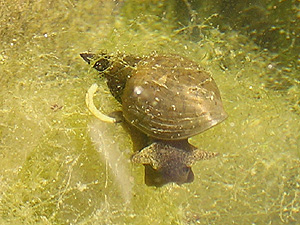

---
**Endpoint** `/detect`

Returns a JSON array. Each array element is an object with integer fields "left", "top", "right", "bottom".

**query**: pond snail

[{"left": 81, "top": 52, "right": 227, "bottom": 185}]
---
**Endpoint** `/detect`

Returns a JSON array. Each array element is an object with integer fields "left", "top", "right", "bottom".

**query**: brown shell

[{"left": 121, "top": 54, "right": 227, "bottom": 140}]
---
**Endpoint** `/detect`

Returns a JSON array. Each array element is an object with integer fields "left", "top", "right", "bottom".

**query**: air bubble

[{"left": 134, "top": 86, "right": 143, "bottom": 95}]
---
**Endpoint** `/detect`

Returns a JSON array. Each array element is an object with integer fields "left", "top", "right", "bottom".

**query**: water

[{"left": 0, "top": 0, "right": 299, "bottom": 224}]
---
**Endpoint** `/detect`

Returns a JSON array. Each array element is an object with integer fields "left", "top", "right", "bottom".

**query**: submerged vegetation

[{"left": 0, "top": 0, "right": 299, "bottom": 224}]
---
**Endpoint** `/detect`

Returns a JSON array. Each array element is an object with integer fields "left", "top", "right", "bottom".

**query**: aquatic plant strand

[{"left": 86, "top": 83, "right": 116, "bottom": 123}]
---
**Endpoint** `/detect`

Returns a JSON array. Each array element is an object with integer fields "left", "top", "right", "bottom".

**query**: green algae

[{"left": 0, "top": 0, "right": 299, "bottom": 224}]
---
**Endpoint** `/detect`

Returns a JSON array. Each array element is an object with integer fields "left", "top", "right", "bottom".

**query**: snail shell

[{"left": 122, "top": 54, "right": 227, "bottom": 140}]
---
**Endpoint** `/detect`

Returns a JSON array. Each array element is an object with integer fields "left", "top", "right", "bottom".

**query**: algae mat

[{"left": 0, "top": 0, "right": 299, "bottom": 224}]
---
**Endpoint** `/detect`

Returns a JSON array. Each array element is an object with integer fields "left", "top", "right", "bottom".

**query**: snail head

[{"left": 132, "top": 140, "right": 218, "bottom": 185}]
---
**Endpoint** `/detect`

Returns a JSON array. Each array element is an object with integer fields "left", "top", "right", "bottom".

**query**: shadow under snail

[{"left": 80, "top": 52, "right": 227, "bottom": 185}]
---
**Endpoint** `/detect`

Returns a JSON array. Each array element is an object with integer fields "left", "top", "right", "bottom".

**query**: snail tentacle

[{"left": 185, "top": 150, "right": 219, "bottom": 167}]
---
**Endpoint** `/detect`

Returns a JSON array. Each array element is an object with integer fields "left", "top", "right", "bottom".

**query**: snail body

[{"left": 81, "top": 52, "right": 227, "bottom": 185}]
